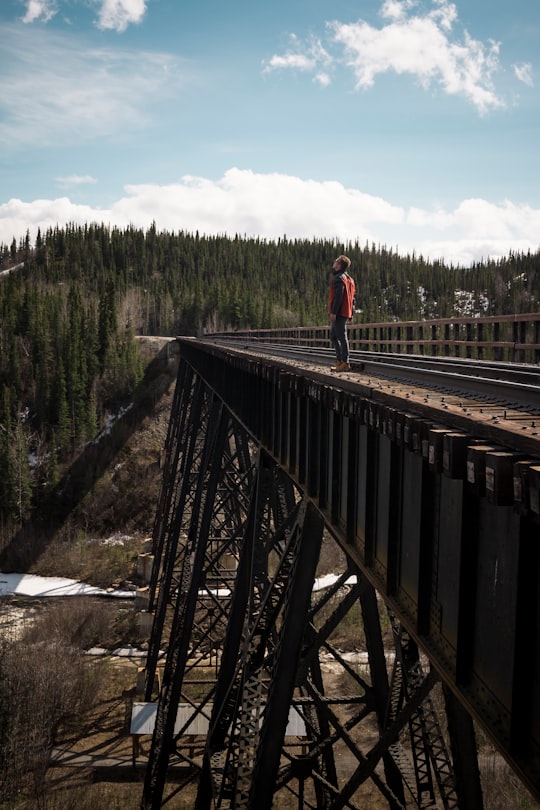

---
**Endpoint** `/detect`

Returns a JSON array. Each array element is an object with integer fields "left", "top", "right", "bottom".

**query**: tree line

[{"left": 1, "top": 223, "right": 539, "bottom": 530}]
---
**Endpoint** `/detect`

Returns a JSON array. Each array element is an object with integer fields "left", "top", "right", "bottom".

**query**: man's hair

[{"left": 336, "top": 255, "right": 351, "bottom": 270}]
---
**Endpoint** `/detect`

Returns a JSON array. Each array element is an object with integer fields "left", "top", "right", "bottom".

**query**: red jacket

[{"left": 328, "top": 271, "right": 355, "bottom": 318}]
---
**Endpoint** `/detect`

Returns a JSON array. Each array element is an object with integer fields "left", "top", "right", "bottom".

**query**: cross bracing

[{"left": 138, "top": 355, "right": 488, "bottom": 809}]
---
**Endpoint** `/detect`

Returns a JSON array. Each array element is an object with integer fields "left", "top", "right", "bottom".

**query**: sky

[{"left": 0, "top": 0, "right": 539, "bottom": 266}]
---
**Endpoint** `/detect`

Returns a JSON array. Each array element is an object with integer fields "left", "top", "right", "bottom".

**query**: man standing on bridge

[{"left": 328, "top": 255, "right": 355, "bottom": 371}]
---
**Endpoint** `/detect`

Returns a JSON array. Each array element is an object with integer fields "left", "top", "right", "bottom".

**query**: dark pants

[{"left": 330, "top": 316, "right": 349, "bottom": 362}]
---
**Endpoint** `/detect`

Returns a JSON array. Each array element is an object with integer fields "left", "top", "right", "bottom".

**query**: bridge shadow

[{"left": 0, "top": 340, "right": 179, "bottom": 573}]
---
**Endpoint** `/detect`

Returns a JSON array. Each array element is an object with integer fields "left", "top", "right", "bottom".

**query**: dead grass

[
  {"left": 3, "top": 587, "right": 539, "bottom": 810},
  {"left": 31, "top": 530, "right": 143, "bottom": 590},
  {"left": 479, "top": 749, "right": 540, "bottom": 810},
  {"left": 20, "top": 597, "right": 145, "bottom": 650}
]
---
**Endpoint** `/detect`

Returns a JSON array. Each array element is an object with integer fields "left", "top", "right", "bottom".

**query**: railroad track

[
  {"left": 203, "top": 337, "right": 540, "bottom": 455},
  {"left": 206, "top": 338, "right": 540, "bottom": 410}
]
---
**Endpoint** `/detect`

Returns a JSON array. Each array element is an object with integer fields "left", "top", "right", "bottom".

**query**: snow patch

[{"left": 0, "top": 573, "right": 134, "bottom": 599}]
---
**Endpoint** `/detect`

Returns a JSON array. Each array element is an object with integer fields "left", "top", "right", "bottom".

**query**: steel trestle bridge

[{"left": 138, "top": 328, "right": 540, "bottom": 809}]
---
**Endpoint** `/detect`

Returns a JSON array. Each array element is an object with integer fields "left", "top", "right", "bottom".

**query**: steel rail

[{"left": 204, "top": 338, "right": 540, "bottom": 414}]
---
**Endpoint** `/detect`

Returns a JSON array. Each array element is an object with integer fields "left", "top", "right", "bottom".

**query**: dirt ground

[
  {"left": 5, "top": 605, "right": 531, "bottom": 808},
  {"left": 42, "top": 647, "right": 540, "bottom": 810},
  {"left": 46, "top": 655, "right": 393, "bottom": 810}
]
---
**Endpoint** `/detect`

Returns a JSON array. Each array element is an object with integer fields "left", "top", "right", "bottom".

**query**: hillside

[
  {"left": 71, "top": 336, "right": 178, "bottom": 537},
  {"left": 0, "top": 337, "right": 179, "bottom": 581}
]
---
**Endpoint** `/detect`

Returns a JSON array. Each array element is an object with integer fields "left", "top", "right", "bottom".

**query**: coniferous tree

[
  {"left": 0, "top": 386, "right": 15, "bottom": 523},
  {"left": 45, "top": 431, "right": 60, "bottom": 494},
  {"left": 54, "top": 360, "right": 70, "bottom": 454},
  {"left": 12, "top": 415, "right": 32, "bottom": 524}
]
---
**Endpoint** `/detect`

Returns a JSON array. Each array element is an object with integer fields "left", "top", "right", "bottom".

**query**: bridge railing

[{"left": 206, "top": 312, "right": 540, "bottom": 364}]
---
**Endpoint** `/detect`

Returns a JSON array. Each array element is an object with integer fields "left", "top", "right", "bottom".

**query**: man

[{"left": 328, "top": 255, "right": 355, "bottom": 371}]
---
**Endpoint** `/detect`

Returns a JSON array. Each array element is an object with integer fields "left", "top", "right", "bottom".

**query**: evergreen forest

[{"left": 1, "top": 222, "right": 539, "bottom": 530}]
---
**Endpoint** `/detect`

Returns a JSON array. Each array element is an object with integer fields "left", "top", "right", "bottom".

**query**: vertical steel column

[
  {"left": 248, "top": 501, "right": 325, "bottom": 810},
  {"left": 195, "top": 452, "right": 315, "bottom": 808},
  {"left": 142, "top": 397, "right": 230, "bottom": 806},
  {"left": 358, "top": 574, "right": 405, "bottom": 809},
  {"left": 386, "top": 614, "right": 459, "bottom": 809},
  {"left": 145, "top": 371, "right": 212, "bottom": 696},
  {"left": 443, "top": 684, "right": 484, "bottom": 809},
  {"left": 510, "top": 511, "right": 540, "bottom": 755},
  {"left": 148, "top": 357, "right": 190, "bottom": 582},
  {"left": 141, "top": 374, "right": 257, "bottom": 808}
]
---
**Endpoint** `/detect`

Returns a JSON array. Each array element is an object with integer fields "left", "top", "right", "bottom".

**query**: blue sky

[{"left": 0, "top": 0, "right": 538, "bottom": 265}]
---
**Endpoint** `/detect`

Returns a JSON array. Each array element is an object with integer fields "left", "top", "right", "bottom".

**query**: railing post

[
  {"left": 457, "top": 324, "right": 463, "bottom": 358},
  {"left": 466, "top": 323, "right": 473, "bottom": 359},
  {"left": 519, "top": 319, "right": 526, "bottom": 363},
  {"left": 444, "top": 323, "right": 450, "bottom": 357},
  {"left": 477, "top": 323, "right": 484, "bottom": 360},
  {"left": 431, "top": 323, "right": 438, "bottom": 357},
  {"left": 512, "top": 321, "right": 518, "bottom": 363},
  {"left": 493, "top": 322, "right": 502, "bottom": 361}
]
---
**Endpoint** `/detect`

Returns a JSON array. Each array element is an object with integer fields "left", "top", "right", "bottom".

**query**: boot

[{"left": 331, "top": 360, "right": 348, "bottom": 372}]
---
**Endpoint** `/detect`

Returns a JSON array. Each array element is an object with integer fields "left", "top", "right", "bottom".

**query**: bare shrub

[
  {"left": 110, "top": 606, "right": 145, "bottom": 648},
  {"left": 0, "top": 638, "right": 105, "bottom": 805},
  {"left": 20, "top": 598, "right": 145, "bottom": 651},
  {"left": 22, "top": 598, "right": 113, "bottom": 649},
  {"left": 32, "top": 532, "right": 141, "bottom": 590},
  {"left": 317, "top": 530, "right": 347, "bottom": 577}
]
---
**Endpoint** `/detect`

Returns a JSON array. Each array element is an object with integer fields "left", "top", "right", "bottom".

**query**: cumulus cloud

[
  {"left": 265, "top": 0, "right": 505, "bottom": 114},
  {"left": 0, "top": 25, "right": 187, "bottom": 149},
  {"left": 1, "top": 169, "right": 539, "bottom": 267},
  {"left": 20, "top": 0, "right": 58, "bottom": 24},
  {"left": 95, "top": 0, "right": 147, "bottom": 33},
  {"left": 380, "top": 1, "right": 418, "bottom": 23},
  {"left": 0, "top": 196, "right": 109, "bottom": 245}
]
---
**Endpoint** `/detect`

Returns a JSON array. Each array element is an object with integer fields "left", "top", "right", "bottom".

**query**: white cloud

[
  {"left": 0, "top": 26, "right": 188, "bottom": 149},
  {"left": 0, "top": 196, "right": 108, "bottom": 245},
  {"left": 55, "top": 175, "right": 98, "bottom": 187},
  {"left": 266, "top": 53, "right": 317, "bottom": 72},
  {"left": 20, "top": 0, "right": 58, "bottom": 24},
  {"left": 380, "top": 1, "right": 419, "bottom": 24},
  {"left": 263, "top": 35, "right": 331, "bottom": 75},
  {"left": 1, "top": 169, "right": 539, "bottom": 267},
  {"left": 19, "top": 0, "right": 147, "bottom": 31},
  {"left": 513, "top": 62, "right": 533, "bottom": 87},
  {"left": 95, "top": 0, "right": 147, "bottom": 32},
  {"left": 314, "top": 73, "right": 332, "bottom": 88},
  {"left": 330, "top": 15, "right": 503, "bottom": 114},
  {"left": 266, "top": 0, "right": 505, "bottom": 114}
]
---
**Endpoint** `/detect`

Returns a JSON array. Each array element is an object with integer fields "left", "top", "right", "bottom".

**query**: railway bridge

[{"left": 137, "top": 314, "right": 540, "bottom": 809}]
